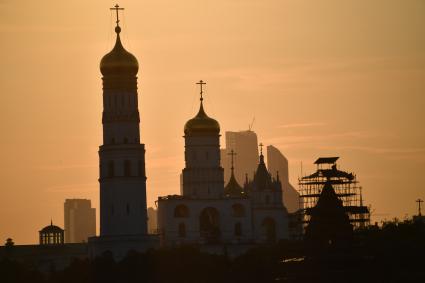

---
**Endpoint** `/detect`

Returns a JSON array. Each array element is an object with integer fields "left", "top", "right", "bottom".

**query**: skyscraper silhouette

[
  {"left": 266, "top": 145, "right": 300, "bottom": 213},
  {"left": 224, "top": 130, "right": 259, "bottom": 185},
  {"left": 64, "top": 199, "right": 96, "bottom": 243}
]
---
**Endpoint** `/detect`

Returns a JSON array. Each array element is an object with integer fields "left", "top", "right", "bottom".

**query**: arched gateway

[{"left": 200, "top": 207, "right": 220, "bottom": 243}]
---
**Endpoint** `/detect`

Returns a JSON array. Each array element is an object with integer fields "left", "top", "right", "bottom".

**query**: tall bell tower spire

[{"left": 98, "top": 5, "right": 147, "bottom": 236}]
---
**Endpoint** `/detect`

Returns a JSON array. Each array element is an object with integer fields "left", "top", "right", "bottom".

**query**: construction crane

[{"left": 248, "top": 117, "right": 255, "bottom": 131}]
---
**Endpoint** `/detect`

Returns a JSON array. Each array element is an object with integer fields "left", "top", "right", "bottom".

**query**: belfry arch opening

[
  {"left": 262, "top": 217, "right": 276, "bottom": 243},
  {"left": 199, "top": 207, "right": 220, "bottom": 243}
]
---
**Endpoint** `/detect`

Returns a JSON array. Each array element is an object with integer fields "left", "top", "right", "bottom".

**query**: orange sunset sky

[{"left": 0, "top": 0, "right": 424, "bottom": 244}]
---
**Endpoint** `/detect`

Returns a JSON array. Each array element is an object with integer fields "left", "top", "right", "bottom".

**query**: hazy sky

[{"left": 0, "top": 0, "right": 424, "bottom": 244}]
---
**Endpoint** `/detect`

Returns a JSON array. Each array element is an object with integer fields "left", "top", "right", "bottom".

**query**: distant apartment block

[{"left": 64, "top": 199, "right": 96, "bottom": 243}]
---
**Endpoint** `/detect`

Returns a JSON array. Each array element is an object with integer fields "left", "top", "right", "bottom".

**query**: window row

[
  {"left": 177, "top": 222, "right": 242, "bottom": 238},
  {"left": 108, "top": 137, "right": 139, "bottom": 145},
  {"left": 109, "top": 203, "right": 145, "bottom": 216},
  {"left": 105, "top": 94, "right": 137, "bottom": 110},
  {"left": 174, "top": 204, "right": 245, "bottom": 218},
  {"left": 103, "top": 160, "right": 145, "bottom": 178}
]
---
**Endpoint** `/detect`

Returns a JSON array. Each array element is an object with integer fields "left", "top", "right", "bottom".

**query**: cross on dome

[
  {"left": 111, "top": 4, "right": 124, "bottom": 27},
  {"left": 259, "top": 143, "right": 264, "bottom": 155},
  {"left": 196, "top": 80, "right": 206, "bottom": 101},
  {"left": 228, "top": 149, "right": 237, "bottom": 171}
]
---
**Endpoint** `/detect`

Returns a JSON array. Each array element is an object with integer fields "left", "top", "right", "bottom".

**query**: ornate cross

[
  {"left": 417, "top": 198, "right": 423, "bottom": 216},
  {"left": 259, "top": 143, "right": 264, "bottom": 155},
  {"left": 110, "top": 4, "right": 124, "bottom": 26},
  {"left": 196, "top": 80, "right": 206, "bottom": 101},
  {"left": 228, "top": 149, "right": 237, "bottom": 171}
]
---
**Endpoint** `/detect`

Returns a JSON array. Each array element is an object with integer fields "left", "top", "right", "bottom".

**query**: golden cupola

[
  {"left": 184, "top": 98, "right": 220, "bottom": 135},
  {"left": 100, "top": 25, "right": 139, "bottom": 77}
]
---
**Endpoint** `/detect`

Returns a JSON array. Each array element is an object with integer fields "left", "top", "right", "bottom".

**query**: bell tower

[
  {"left": 98, "top": 5, "right": 147, "bottom": 236},
  {"left": 182, "top": 81, "right": 224, "bottom": 198}
]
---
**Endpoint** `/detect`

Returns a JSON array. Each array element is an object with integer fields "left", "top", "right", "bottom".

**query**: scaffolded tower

[{"left": 298, "top": 157, "right": 370, "bottom": 231}]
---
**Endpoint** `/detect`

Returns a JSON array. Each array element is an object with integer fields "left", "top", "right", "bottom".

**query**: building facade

[
  {"left": 64, "top": 199, "right": 96, "bottom": 243},
  {"left": 157, "top": 91, "right": 289, "bottom": 247}
]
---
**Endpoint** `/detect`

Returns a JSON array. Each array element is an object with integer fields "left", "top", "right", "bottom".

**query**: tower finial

[
  {"left": 110, "top": 4, "right": 124, "bottom": 33},
  {"left": 196, "top": 80, "right": 206, "bottom": 101},
  {"left": 228, "top": 149, "right": 237, "bottom": 172},
  {"left": 417, "top": 198, "right": 424, "bottom": 216},
  {"left": 259, "top": 143, "right": 264, "bottom": 155}
]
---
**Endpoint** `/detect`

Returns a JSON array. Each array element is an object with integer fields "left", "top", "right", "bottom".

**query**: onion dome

[
  {"left": 100, "top": 26, "right": 139, "bottom": 77},
  {"left": 184, "top": 100, "right": 220, "bottom": 135}
]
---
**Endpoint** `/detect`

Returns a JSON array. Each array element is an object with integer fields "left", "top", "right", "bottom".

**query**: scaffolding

[{"left": 298, "top": 157, "right": 370, "bottom": 231}]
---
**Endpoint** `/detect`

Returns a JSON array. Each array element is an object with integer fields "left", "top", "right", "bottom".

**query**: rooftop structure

[{"left": 298, "top": 157, "right": 370, "bottom": 234}]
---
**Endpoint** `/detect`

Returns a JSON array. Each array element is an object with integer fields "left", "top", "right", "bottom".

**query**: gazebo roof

[{"left": 39, "top": 221, "right": 64, "bottom": 233}]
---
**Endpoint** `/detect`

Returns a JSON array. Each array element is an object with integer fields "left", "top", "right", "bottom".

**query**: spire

[
  {"left": 50, "top": 219, "right": 53, "bottom": 226},
  {"left": 417, "top": 198, "right": 423, "bottom": 216},
  {"left": 196, "top": 80, "right": 206, "bottom": 102},
  {"left": 228, "top": 149, "right": 237, "bottom": 172},
  {"left": 259, "top": 143, "right": 265, "bottom": 164},
  {"left": 111, "top": 4, "right": 124, "bottom": 32},
  {"left": 111, "top": 4, "right": 124, "bottom": 47},
  {"left": 196, "top": 80, "right": 207, "bottom": 113}
]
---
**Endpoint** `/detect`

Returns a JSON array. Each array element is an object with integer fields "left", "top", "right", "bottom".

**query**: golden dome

[
  {"left": 100, "top": 26, "right": 139, "bottom": 77},
  {"left": 184, "top": 101, "right": 220, "bottom": 135}
]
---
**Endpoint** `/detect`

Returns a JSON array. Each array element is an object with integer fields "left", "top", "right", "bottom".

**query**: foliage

[{"left": 1, "top": 220, "right": 424, "bottom": 282}]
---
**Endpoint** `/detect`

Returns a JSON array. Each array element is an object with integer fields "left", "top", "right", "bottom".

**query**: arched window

[
  {"left": 111, "top": 204, "right": 114, "bottom": 216},
  {"left": 108, "top": 161, "right": 115, "bottom": 177},
  {"left": 265, "top": 195, "right": 270, "bottom": 204},
  {"left": 178, "top": 223, "right": 186, "bottom": 238},
  {"left": 174, "top": 205, "right": 189, "bottom": 217},
  {"left": 262, "top": 217, "right": 276, "bottom": 243},
  {"left": 232, "top": 204, "right": 245, "bottom": 217},
  {"left": 199, "top": 207, "right": 220, "bottom": 243},
  {"left": 124, "top": 137, "right": 128, "bottom": 144},
  {"left": 111, "top": 137, "right": 115, "bottom": 144},
  {"left": 205, "top": 151, "right": 209, "bottom": 160},
  {"left": 126, "top": 203, "right": 130, "bottom": 215},
  {"left": 234, "top": 223, "right": 242, "bottom": 236},
  {"left": 124, "top": 160, "right": 131, "bottom": 177}
]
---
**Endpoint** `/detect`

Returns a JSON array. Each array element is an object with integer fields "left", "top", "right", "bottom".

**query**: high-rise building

[
  {"left": 147, "top": 207, "right": 158, "bottom": 234},
  {"left": 64, "top": 199, "right": 96, "bottom": 243},
  {"left": 224, "top": 130, "right": 259, "bottom": 185},
  {"left": 266, "top": 145, "right": 300, "bottom": 213}
]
